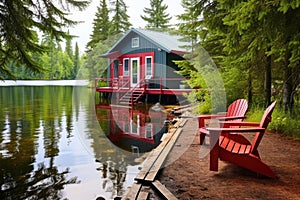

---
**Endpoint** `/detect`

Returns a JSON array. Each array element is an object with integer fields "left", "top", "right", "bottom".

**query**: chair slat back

[
  {"left": 226, "top": 99, "right": 248, "bottom": 118},
  {"left": 251, "top": 101, "right": 277, "bottom": 153}
]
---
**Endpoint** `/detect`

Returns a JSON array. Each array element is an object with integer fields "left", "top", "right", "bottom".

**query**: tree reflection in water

[
  {"left": 96, "top": 158, "right": 127, "bottom": 198},
  {"left": 0, "top": 162, "right": 79, "bottom": 200}
]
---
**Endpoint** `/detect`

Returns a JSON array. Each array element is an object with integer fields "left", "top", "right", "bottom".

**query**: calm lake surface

[{"left": 0, "top": 83, "right": 169, "bottom": 200}]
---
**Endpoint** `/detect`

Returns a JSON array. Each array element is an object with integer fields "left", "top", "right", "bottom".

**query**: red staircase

[{"left": 119, "top": 79, "right": 146, "bottom": 105}]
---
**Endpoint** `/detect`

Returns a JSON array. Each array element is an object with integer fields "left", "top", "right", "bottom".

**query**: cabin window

[
  {"left": 132, "top": 37, "right": 139, "bottom": 48},
  {"left": 123, "top": 58, "right": 129, "bottom": 76},
  {"left": 145, "top": 56, "right": 153, "bottom": 79}
]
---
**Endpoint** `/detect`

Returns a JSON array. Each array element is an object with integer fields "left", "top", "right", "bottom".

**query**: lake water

[{"left": 0, "top": 81, "right": 169, "bottom": 200}]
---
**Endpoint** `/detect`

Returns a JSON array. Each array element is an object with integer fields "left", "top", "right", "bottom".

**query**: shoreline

[{"left": 0, "top": 80, "right": 89, "bottom": 86}]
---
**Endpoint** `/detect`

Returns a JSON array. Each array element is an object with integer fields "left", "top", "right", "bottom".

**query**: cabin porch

[{"left": 95, "top": 77, "right": 193, "bottom": 105}]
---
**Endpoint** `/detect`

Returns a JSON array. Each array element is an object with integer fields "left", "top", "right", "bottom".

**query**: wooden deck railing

[{"left": 95, "top": 77, "right": 189, "bottom": 91}]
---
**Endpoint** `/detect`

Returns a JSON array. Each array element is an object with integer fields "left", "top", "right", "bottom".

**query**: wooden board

[
  {"left": 123, "top": 119, "right": 185, "bottom": 199},
  {"left": 134, "top": 133, "right": 173, "bottom": 181},
  {"left": 151, "top": 180, "right": 178, "bottom": 200},
  {"left": 145, "top": 128, "right": 182, "bottom": 182},
  {"left": 137, "top": 191, "right": 149, "bottom": 200},
  {"left": 135, "top": 121, "right": 182, "bottom": 181},
  {"left": 121, "top": 182, "right": 142, "bottom": 200}
]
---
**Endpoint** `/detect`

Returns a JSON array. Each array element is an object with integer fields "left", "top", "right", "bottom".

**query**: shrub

[
  {"left": 247, "top": 106, "right": 300, "bottom": 138},
  {"left": 268, "top": 109, "right": 300, "bottom": 138}
]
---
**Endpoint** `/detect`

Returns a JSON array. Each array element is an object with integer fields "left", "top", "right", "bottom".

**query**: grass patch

[{"left": 246, "top": 106, "right": 300, "bottom": 138}]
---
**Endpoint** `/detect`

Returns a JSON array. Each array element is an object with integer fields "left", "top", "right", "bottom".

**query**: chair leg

[{"left": 200, "top": 132, "right": 206, "bottom": 145}]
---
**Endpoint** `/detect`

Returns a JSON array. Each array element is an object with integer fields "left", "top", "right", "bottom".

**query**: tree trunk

[
  {"left": 265, "top": 54, "right": 272, "bottom": 106},
  {"left": 247, "top": 72, "right": 253, "bottom": 107},
  {"left": 283, "top": 53, "right": 294, "bottom": 113}
]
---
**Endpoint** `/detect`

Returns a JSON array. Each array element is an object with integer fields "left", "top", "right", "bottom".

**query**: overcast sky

[{"left": 68, "top": 0, "right": 184, "bottom": 52}]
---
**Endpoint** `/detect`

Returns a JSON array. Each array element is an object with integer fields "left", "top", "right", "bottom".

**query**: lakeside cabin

[{"left": 95, "top": 28, "right": 193, "bottom": 105}]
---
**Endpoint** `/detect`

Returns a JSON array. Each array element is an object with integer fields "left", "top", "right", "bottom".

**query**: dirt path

[{"left": 153, "top": 118, "right": 300, "bottom": 199}]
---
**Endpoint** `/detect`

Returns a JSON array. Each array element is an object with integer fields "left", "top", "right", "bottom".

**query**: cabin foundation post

[{"left": 145, "top": 94, "right": 148, "bottom": 104}]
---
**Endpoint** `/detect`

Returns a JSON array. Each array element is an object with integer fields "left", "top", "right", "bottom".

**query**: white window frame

[
  {"left": 132, "top": 37, "right": 139, "bottom": 48},
  {"left": 123, "top": 58, "right": 129, "bottom": 76},
  {"left": 145, "top": 56, "right": 153, "bottom": 79}
]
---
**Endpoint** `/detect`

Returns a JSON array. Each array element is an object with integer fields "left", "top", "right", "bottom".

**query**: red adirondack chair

[
  {"left": 207, "top": 101, "right": 277, "bottom": 178},
  {"left": 198, "top": 99, "right": 248, "bottom": 145}
]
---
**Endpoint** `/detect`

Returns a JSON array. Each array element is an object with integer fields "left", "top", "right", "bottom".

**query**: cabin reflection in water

[{"left": 95, "top": 104, "right": 170, "bottom": 154}]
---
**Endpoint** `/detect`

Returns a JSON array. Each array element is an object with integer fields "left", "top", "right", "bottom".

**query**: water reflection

[
  {"left": 1, "top": 163, "right": 79, "bottom": 200},
  {"left": 0, "top": 86, "right": 171, "bottom": 199},
  {"left": 0, "top": 86, "right": 81, "bottom": 200},
  {"left": 92, "top": 103, "right": 170, "bottom": 198},
  {"left": 95, "top": 104, "right": 168, "bottom": 154}
]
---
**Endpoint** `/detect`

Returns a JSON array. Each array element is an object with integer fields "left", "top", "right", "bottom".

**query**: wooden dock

[{"left": 121, "top": 119, "right": 187, "bottom": 200}]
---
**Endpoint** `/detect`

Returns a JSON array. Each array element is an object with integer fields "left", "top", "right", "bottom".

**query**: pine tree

[
  {"left": 141, "top": 0, "right": 172, "bottom": 31},
  {"left": 72, "top": 43, "right": 80, "bottom": 79},
  {"left": 0, "top": 0, "right": 89, "bottom": 80},
  {"left": 176, "top": 0, "right": 200, "bottom": 51},
  {"left": 65, "top": 30, "right": 73, "bottom": 59},
  {"left": 109, "top": 0, "right": 132, "bottom": 35},
  {"left": 86, "top": 0, "right": 110, "bottom": 51}
]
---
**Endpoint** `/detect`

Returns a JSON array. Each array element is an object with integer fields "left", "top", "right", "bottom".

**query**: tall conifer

[
  {"left": 72, "top": 43, "right": 80, "bottom": 79},
  {"left": 141, "top": 0, "right": 172, "bottom": 31},
  {"left": 176, "top": 0, "right": 199, "bottom": 51},
  {"left": 65, "top": 30, "right": 73, "bottom": 59},
  {"left": 109, "top": 0, "right": 132, "bottom": 35},
  {"left": 86, "top": 0, "right": 110, "bottom": 51}
]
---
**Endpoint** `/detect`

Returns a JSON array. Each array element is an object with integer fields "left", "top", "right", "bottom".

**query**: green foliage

[
  {"left": 109, "top": 0, "right": 132, "bottom": 35},
  {"left": 80, "top": 34, "right": 122, "bottom": 80},
  {"left": 222, "top": 65, "right": 248, "bottom": 103},
  {"left": 97, "top": 80, "right": 108, "bottom": 87},
  {"left": 176, "top": 0, "right": 202, "bottom": 50},
  {"left": 6, "top": 33, "right": 79, "bottom": 80},
  {"left": 175, "top": 0, "right": 300, "bottom": 118},
  {"left": 65, "top": 31, "right": 73, "bottom": 59},
  {"left": 86, "top": 0, "right": 111, "bottom": 51},
  {"left": 72, "top": 43, "right": 80, "bottom": 79},
  {"left": 198, "top": 93, "right": 212, "bottom": 114},
  {"left": 141, "top": 0, "right": 172, "bottom": 30},
  {"left": 247, "top": 105, "right": 300, "bottom": 138},
  {"left": 268, "top": 108, "right": 300, "bottom": 138},
  {"left": 0, "top": 0, "right": 89, "bottom": 79},
  {"left": 245, "top": 106, "right": 265, "bottom": 122}
]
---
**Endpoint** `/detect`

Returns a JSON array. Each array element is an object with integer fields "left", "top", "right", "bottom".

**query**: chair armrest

[
  {"left": 207, "top": 127, "right": 265, "bottom": 133},
  {"left": 197, "top": 114, "right": 226, "bottom": 127},
  {"left": 218, "top": 121, "right": 260, "bottom": 128},
  {"left": 197, "top": 114, "right": 226, "bottom": 120},
  {"left": 217, "top": 116, "right": 246, "bottom": 121}
]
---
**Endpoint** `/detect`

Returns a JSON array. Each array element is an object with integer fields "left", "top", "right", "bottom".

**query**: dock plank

[
  {"left": 145, "top": 128, "right": 182, "bottom": 182},
  {"left": 123, "top": 119, "right": 185, "bottom": 199},
  {"left": 121, "top": 182, "right": 142, "bottom": 200},
  {"left": 135, "top": 125, "right": 180, "bottom": 181},
  {"left": 137, "top": 191, "right": 149, "bottom": 200},
  {"left": 152, "top": 180, "right": 178, "bottom": 200}
]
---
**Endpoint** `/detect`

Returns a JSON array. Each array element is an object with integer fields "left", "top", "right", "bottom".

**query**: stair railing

[{"left": 120, "top": 77, "right": 147, "bottom": 104}]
